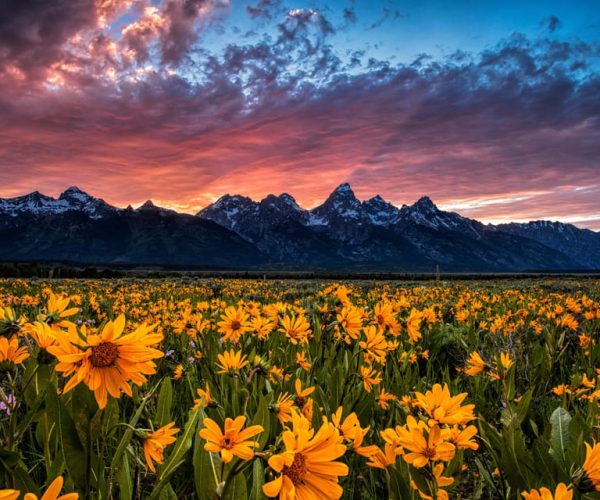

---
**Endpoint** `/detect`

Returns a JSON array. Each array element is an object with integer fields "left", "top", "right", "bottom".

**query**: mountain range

[{"left": 0, "top": 184, "right": 598, "bottom": 271}]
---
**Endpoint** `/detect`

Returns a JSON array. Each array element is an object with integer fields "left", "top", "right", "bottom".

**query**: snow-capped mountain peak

[
  {"left": 0, "top": 187, "right": 115, "bottom": 218},
  {"left": 2, "top": 184, "right": 599, "bottom": 270},
  {"left": 362, "top": 195, "right": 401, "bottom": 226},
  {"left": 400, "top": 196, "right": 481, "bottom": 238},
  {"left": 413, "top": 196, "right": 437, "bottom": 211},
  {"left": 198, "top": 194, "right": 259, "bottom": 231},
  {"left": 333, "top": 182, "right": 352, "bottom": 193},
  {"left": 278, "top": 193, "right": 301, "bottom": 209},
  {"left": 312, "top": 182, "right": 362, "bottom": 220},
  {"left": 330, "top": 182, "right": 358, "bottom": 201},
  {"left": 59, "top": 186, "right": 93, "bottom": 202}
]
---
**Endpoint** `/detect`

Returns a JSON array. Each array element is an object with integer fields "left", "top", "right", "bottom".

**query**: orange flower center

[
  {"left": 282, "top": 453, "right": 307, "bottom": 485},
  {"left": 222, "top": 434, "right": 235, "bottom": 450},
  {"left": 422, "top": 446, "right": 436, "bottom": 459},
  {"left": 231, "top": 320, "right": 241, "bottom": 331},
  {"left": 90, "top": 342, "right": 119, "bottom": 367}
]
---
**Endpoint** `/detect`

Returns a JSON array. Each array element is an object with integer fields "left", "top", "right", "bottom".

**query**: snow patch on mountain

[{"left": 0, "top": 187, "right": 114, "bottom": 219}]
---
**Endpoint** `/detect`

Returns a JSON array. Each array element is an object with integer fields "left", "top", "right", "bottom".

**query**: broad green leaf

[
  {"left": 101, "top": 398, "right": 120, "bottom": 438},
  {"left": 387, "top": 464, "right": 413, "bottom": 500},
  {"left": 194, "top": 410, "right": 220, "bottom": 500},
  {"left": 157, "top": 408, "right": 200, "bottom": 481},
  {"left": 24, "top": 363, "right": 53, "bottom": 409},
  {"left": 514, "top": 389, "right": 533, "bottom": 426},
  {"left": 117, "top": 452, "right": 133, "bottom": 500},
  {"left": 155, "top": 378, "right": 173, "bottom": 428},
  {"left": 249, "top": 460, "right": 266, "bottom": 500},
  {"left": 531, "top": 438, "right": 560, "bottom": 484},
  {"left": 549, "top": 406, "right": 571, "bottom": 463},
  {"left": 12, "top": 465, "right": 39, "bottom": 495},
  {"left": 46, "top": 388, "right": 89, "bottom": 491},
  {"left": 409, "top": 465, "right": 432, "bottom": 498},
  {"left": 251, "top": 395, "right": 270, "bottom": 451},
  {"left": 223, "top": 470, "right": 248, "bottom": 500},
  {"left": 159, "top": 483, "right": 178, "bottom": 500},
  {"left": 474, "top": 458, "right": 495, "bottom": 491},
  {"left": 111, "top": 389, "right": 154, "bottom": 472},
  {"left": 0, "top": 449, "right": 20, "bottom": 469}
]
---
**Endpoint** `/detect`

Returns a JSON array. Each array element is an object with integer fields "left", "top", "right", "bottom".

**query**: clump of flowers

[{"left": 373, "top": 384, "right": 478, "bottom": 499}]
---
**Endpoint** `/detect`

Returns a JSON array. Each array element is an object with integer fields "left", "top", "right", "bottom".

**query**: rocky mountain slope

[{"left": 1, "top": 184, "right": 598, "bottom": 271}]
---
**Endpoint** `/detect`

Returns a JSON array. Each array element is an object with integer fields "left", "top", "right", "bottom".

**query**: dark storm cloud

[
  {"left": 0, "top": 10, "right": 599, "bottom": 227},
  {"left": 119, "top": 0, "right": 225, "bottom": 67},
  {"left": 0, "top": 0, "right": 225, "bottom": 86},
  {"left": 277, "top": 9, "right": 335, "bottom": 44},
  {"left": 159, "top": 0, "right": 213, "bottom": 65},
  {"left": 246, "top": 0, "right": 282, "bottom": 20},
  {"left": 0, "top": 0, "right": 97, "bottom": 79}
]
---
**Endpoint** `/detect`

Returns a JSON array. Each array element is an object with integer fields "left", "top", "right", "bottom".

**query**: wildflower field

[{"left": 0, "top": 278, "right": 599, "bottom": 500}]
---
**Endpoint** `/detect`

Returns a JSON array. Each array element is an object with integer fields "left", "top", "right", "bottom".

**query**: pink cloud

[{"left": 0, "top": 7, "right": 598, "bottom": 230}]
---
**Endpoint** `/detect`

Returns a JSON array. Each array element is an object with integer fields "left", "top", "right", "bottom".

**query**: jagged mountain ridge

[
  {"left": 198, "top": 183, "right": 600, "bottom": 270},
  {"left": 0, "top": 186, "right": 117, "bottom": 219},
  {"left": 0, "top": 184, "right": 598, "bottom": 270},
  {"left": 0, "top": 187, "right": 265, "bottom": 267}
]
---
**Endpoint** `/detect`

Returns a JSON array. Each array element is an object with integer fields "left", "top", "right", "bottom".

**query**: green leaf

[
  {"left": 12, "top": 465, "right": 39, "bottom": 495},
  {"left": 474, "top": 458, "right": 495, "bottom": 491},
  {"left": 193, "top": 449, "right": 219, "bottom": 500},
  {"left": 409, "top": 465, "right": 432, "bottom": 498},
  {"left": 159, "top": 483, "right": 178, "bottom": 500},
  {"left": 117, "top": 452, "right": 133, "bottom": 500},
  {"left": 501, "top": 425, "right": 531, "bottom": 488},
  {"left": 46, "top": 388, "right": 89, "bottom": 491},
  {"left": 194, "top": 411, "right": 219, "bottom": 500},
  {"left": 70, "top": 384, "right": 99, "bottom": 445},
  {"left": 567, "top": 414, "right": 587, "bottom": 464},
  {"left": 157, "top": 408, "right": 200, "bottom": 481},
  {"left": 531, "top": 438, "right": 560, "bottom": 484},
  {"left": 514, "top": 389, "right": 533, "bottom": 426},
  {"left": 223, "top": 470, "right": 248, "bottom": 500},
  {"left": 549, "top": 406, "right": 571, "bottom": 463},
  {"left": 15, "top": 389, "right": 47, "bottom": 440},
  {"left": 251, "top": 395, "right": 270, "bottom": 451},
  {"left": 0, "top": 449, "right": 20, "bottom": 469},
  {"left": 24, "top": 363, "right": 53, "bottom": 408},
  {"left": 101, "top": 398, "right": 120, "bottom": 438},
  {"left": 249, "top": 460, "right": 266, "bottom": 500},
  {"left": 387, "top": 464, "right": 413, "bottom": 500},
  {"left": 111, "top": 392, "right": 152, "bottom": 472},
  {"left": 353, "top": 392, "right": 375, "bottom": 425},
  {"left": 327, "top": 366, "right": 338, "bottom": 406},
  {"left": 155, "top": 378, "right": 173, "bottom": 428}
]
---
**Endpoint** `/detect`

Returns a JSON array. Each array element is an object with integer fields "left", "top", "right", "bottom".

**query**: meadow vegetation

[{"left": 0, "top": 278, "right": 599, "bottom": 499}]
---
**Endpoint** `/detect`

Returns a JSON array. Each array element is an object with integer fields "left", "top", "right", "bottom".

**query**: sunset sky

[{"left": 0, "top": 0, "right": 599, "bottom": 228}]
